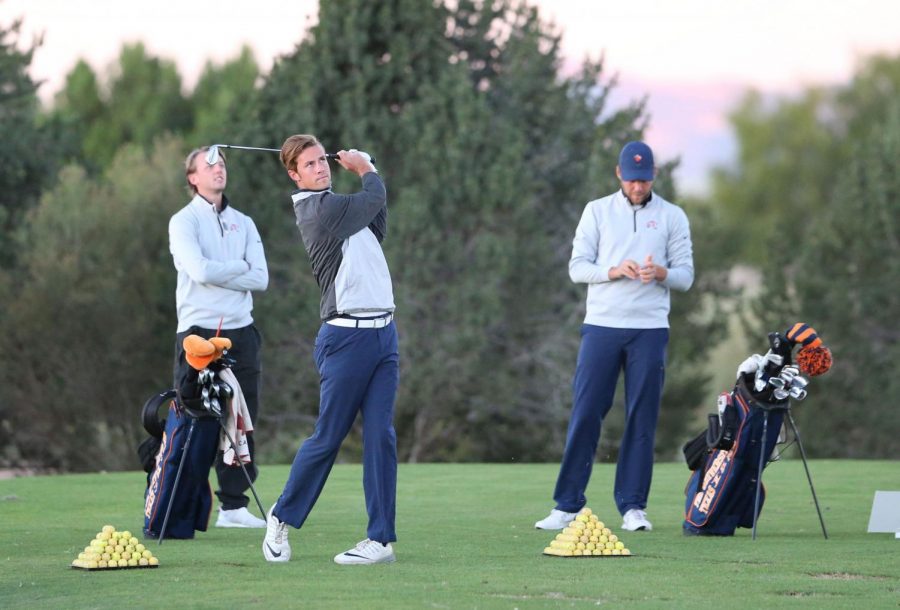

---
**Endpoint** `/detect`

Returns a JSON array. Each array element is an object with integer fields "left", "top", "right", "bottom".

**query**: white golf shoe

[
  {"left": 621, "top": 508, "right": 653, "bottom": 531},
  {"left": 334, "top": 539, "right": 396, "bottom": 565},
  {"left": 216, "top": 507, "right": 266, "bottom": 528},
  {"left": 534, "top": 509, "right": 578, "bottom": 530},
  {"left": 262, "top": 506, "right": 291, "bottom": 563}
]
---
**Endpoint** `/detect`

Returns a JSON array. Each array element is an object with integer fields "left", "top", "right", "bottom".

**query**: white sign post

[{"left": 867, "top": 491, "right": 900, "bottom": 538}]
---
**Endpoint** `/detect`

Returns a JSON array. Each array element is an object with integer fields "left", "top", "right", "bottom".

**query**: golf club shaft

[
  {"left": 221, "top": 147, "right": 375, "bottom": 163},
  {"left": 216, "top": 144, "right": 280, "bottom": 153},
  {"left": 208, "top": 143, "right": 375, "bottom": 164},
  {"left": 216, "top": 419, "right": 268, "bottom": 519}
]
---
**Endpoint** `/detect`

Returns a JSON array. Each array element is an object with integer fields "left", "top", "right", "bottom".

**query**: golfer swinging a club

[{"left": 263, "top": 135, "right": 399, "bottom": 565}]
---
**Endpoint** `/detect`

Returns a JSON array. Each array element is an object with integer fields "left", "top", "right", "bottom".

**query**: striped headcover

[{"left": 785, "top": 323, "right": 822, "bottom": 349}]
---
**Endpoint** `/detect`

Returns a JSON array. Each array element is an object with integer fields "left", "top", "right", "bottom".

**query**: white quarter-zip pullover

[{"left": 169, "top": 194, "right": 268, "bottom": 332}]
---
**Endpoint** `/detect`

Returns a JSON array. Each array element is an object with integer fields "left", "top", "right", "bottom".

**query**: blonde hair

[
  {"left": 280, "top": 134, "right": 322, "bottom": 173},
  {"left": 184, "top": 146, "right": 226, "bottom": 194}
]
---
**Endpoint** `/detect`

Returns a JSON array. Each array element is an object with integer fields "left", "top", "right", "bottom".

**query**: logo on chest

[{"left": 645, "top": 220, "right": 658, "bottom": 230}]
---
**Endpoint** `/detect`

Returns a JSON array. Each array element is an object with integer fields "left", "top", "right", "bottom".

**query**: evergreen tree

[
  {"left": 708, "top": 90, "right": 839, "bottom": 266},
  {"left": 0, "top": 16, "right": 50, "bottom": 265},
  {"left": 41, "top": 60, "right": 104, "bottom": 170},
  {"left": 93, "top": 43, "right": 192, "bottom": 167},
  {"left": 0, "top": 138, "right": 185, "bottom": 471},
  {"left": 188, "top": 45, "right": 261, "bottom": 146},
  {"left": 751, "top": 108, "right": 900, "bottom": 457},
  {"left": 43, "top": 43, "right": 192, "bottom": 171},
  {"left": 706, "top": 53, "right": 900, "bottom": 459},
  {"left": 442, "top": 0, "right": 728, "bottom": 460},
  {"left": 708, "top": 53, "right": 900, "bottom": 269},
  {"left": 228, "top": 0, "right": 512, "bottom": 461}
]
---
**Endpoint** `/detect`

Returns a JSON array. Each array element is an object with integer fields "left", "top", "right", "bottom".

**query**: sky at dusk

[{"left": 5, "top": 0, "right": 900, "bottom": 195}]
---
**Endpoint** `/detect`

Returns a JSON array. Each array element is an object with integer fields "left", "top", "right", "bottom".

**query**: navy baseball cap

[{"left": 618, "top": 141, "right": 655, "bottom": 181}]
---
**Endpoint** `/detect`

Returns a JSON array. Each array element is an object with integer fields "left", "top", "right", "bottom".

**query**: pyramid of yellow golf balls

[
  {"left": 70, "top": 525, "right": 160, "bottom": 569},
  {"left": 543, "top": 508, "right": 632, "bottom": 557}
]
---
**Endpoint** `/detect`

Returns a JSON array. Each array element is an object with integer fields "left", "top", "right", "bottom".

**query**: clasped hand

[{"left": 611, "top": 255, "right": 663, "bottom": 284}]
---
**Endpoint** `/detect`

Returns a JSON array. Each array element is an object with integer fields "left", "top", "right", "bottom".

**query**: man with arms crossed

[{"left": 168, "top": 146, "right": 269, "bottom": 529}]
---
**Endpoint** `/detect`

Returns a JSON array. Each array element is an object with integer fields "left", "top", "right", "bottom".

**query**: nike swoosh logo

[{"left": 265, "top": 543, "right": 281, "bottom": 557}]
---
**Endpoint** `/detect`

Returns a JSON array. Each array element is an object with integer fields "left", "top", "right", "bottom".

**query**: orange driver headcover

[
  {"left": 183, "top": 335, "right": 216, "bottom": 371},
  {"left": 209, "top": 336, "right": 232, "bottom": 361}
]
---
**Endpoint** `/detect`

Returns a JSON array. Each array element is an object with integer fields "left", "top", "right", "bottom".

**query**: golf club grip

[{"left": 328, "top": 152, "right": 377, "bottom": 165}]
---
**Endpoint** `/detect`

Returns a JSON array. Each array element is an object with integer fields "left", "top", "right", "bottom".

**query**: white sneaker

[
  {"left": 216, "top": 506, "right": 267, "bottom": 528},
  {"left": 534, "top": 509, "right": 578, "bottom": 530},
  {"left": 621, "top": 508, "right": 653, "bottom": 531},
  {"left": 333, "top": 539, "right": 396, "bottom": 565},
  {"left": 262, "top": 506, "right": 291, "bottom": 563}
]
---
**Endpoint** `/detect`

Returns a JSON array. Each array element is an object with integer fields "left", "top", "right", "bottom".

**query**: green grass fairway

[{"left": 1, "top": 461, "right": 897, "bottom": 608}]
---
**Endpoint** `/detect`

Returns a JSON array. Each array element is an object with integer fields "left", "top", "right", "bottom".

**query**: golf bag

[
  {"left": 142, "top": 403, "right": 219, "bottom": 539},
  {"left": 142, "top": 350, "right": 227, "bottom": 540},
  {"left": 139, "top": 389, "right": 216, "bottom": 539},
  {"left": 141, "top": 333, "right": 264, "bottom": 541},
  {"left": 682, "top": 325, "right": 831, "bottom": 537},
  {"left": 682, "top": 377, "right": 785, "bottom": 535}
]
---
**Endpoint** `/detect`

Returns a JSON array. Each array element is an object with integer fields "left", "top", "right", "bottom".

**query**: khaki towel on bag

[{"left": 216, "top": 368, "right": 253, "bottom": 465}]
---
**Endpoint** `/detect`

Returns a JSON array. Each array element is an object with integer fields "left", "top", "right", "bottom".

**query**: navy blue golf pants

[
  {"left": 553, "top": 325, "right": 668, "bottom": 515},
  {"left": 274, "top": 321, "right": 399, "bottom": 543}
]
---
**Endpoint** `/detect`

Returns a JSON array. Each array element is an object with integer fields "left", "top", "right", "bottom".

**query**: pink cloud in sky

[
  {"left": 604, "top": 78, "right": 744, "bottom": 195},
  {"left": 542, "top": 0, "right": 900, "bottom": 194},
  {"left": 536, "top": 0, "right": 900, "bottom": 91}
]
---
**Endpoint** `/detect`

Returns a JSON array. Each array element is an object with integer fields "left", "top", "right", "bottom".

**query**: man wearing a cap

[
  {"left": 536, "top": 141, "right": 694, "bottom": 533},
  {"left": 167, "top": 146, "right": 269, "bottom": 530}
]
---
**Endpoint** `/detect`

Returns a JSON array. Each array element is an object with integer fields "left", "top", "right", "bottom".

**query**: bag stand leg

[
  {"left": 158, "top": 417, "right": 197, "bottom": 545},
  {"left": 787, "top": 411, "right": 828, "bottom": 539},
  {"left": 216, "top": 418, "right": 268, "bottom": 519},
  {"left": 751, "top": 410, "right": 770, "bottom": 540},
  {"left": 752, "top": 405, "right": 828, "bottom": 540}
]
